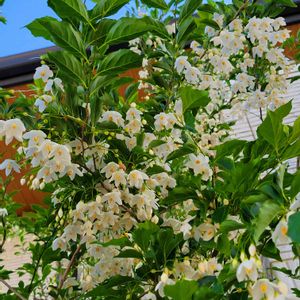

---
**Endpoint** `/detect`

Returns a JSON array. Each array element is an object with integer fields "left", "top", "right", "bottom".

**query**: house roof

[{"left": 1, "top": 3, "right": 300, "bottom": 88}]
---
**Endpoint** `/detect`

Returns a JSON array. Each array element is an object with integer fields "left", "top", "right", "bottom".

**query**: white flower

[
  {"left": 68, "top": 139, "right": 87, "bottom": 155},
  {"left": 194, "top": 223, "right": 216, "bottom": 241},
  {"left": 251, "top": 279, "right": 275, "bottom": 300},
  {"left": 60, "top": 164, "right": 83, "bottom": 180},
  {"left": 34, "top": 98, "right": 47, "bottom": 112},
  {"left": 141, "top": 292, "right": 157, "bottom": 300},
  {"left": 34, "top": 95, "right": 53, "bottom": 112},
  {"left": 36, "top": 165, "right": 58, "bottom": 183},
  {"left": 101, "top": 162, "right": 120, "bottom": 179},
  {"left": 0, "top": 159, "right": 20, "bottom": 176},
  {"left": 2, "top": 119, "right": 26, "bottom": 145},
  {"left": 236, "top": 259, "right": 259, "bottom": 282},
  {"left": 272, "top": 220, "right": 291, "bottom": 245},
  {"left": 175, "top": 56, "right": 191, "bottom": 74},
  {"left": 185, "top": 66, "right": 200, "bottom": 84},
  {"left": 49, "top": 144, "right": 71, "bottom": 164},
  {"left": 186, "top": 153, "right": 212, "bottom": 180},
  {"left": 52, "top": 237, "right": 67, "bottom": 251},
  {"left": 110, "top": 170, "right": 127, "bottom": 187},
  {"left": 0, "top": 208, "right": 8, "bottom": 217},
  {"left": 125, "top": 136, "right": 137, "bottom": 151},
  {"left": 166, "top": 23, "right": 176, "bottom": 35},
  {"left": 103, "top": 190, "right": 122, "bottom": 206},
  {"left": 155, "top": 272, "right": 175, "bottom": 297},
  {"left": 23, "top": 130, "right": 46, "bottom": 147},
  {"left": 126, "top": 108, "right": 143, "bottom": 121},
  {"left": 100, "top": 111, "right": 124, "bottom": 127},
  {"left": 62, "top": 277, "right": 78, "bottom": 290},
  {"left": 63, "top": 224, "right": 80, "bottom": 242},
  {"left": 213, "top": 13, "right": 224, "bottom": 27},
  {"left": 44, "top": 78, "right": 64, "bottom": 92},
  {"left": 33, "top": 65, "right": 53, "bottom": 82},
  {"left": 124, "top": 119, "right": 142, "bottom": 135},
  {"left": 128, "top": 170, "right": 149, "bottom": 189}
]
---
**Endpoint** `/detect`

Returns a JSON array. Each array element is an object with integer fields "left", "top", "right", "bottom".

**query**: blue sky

[{"left": 0, "top": 0, "right": 231, "bottom": 57}]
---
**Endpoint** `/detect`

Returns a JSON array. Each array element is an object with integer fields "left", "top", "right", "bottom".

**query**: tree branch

[
  {"left": 58, "top": 244, "right": 81, "bottom": 290},
  {"left": 0, "top": 278, "right": 26, "bottom": 300}
]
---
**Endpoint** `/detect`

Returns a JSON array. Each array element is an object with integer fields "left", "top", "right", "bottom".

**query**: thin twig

[
  {"left": 0, "top": 279, "right": 26, "bottom": 300},
  {"left": 58, "top": 244, "right": 81, "bottom": 290}
]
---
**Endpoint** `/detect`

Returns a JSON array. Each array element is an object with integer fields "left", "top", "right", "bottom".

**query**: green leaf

[
  {"left": 87, "top": 18, "right": 116, "bottom": 46},
  {"left": 141, "top": 0, "right": 168, "bottom": 9},
  {"left": 47, "top": 51, "right": 85, "bottom": 84},
  {"left": 101, "top": 237, "right": 132, "bottom": 248},
  {"left": 179, "top": 0, "right": 203, "bottom": 24},
  {"left": 26, "top": 16, "right": 57, "bottom": 41},
  {"left": 105, "top": 17, "right": 151, "bottom": 45},
  {"left": 179, "top": 86, "right": 210, "bottom": 113},
  {"left": 98, "top": 49, "right": 142, "bottom": 76},
  {"left": 91, "top": 0, "right": 130, "bottom": 20},
  {"left": 47, "top": 0, "right": 89, "bottom": 23},
  {"left": 148, "top": 139, "right": 166, "bottom": 148},
  {"left": 289, "top": 116, "right": 300, "bottom": 143},
  {"left": 176, "top": 17, "right": 196, "bottom": 46},
  {"left": 27, "top": 17, "right": 86, "bottom": 58},
  {"left": 166, "top": 143, "right": 197, "bottom": 162},
  {"left": 282, "top": 140, "right": 300, "bottom": 161},
  {"left": 116, "top": 249, "right": 144, "bottom": 260},
  {"left": 215, "top": 139, "right": 247, "bottom": 161},
  {"left": 257, "top": 101, "right": 292, "bottom": 152},
  {"left": 161, "top": 186, "right": 198, "bottom": 206},
  {"left": 291, "top": 170, "right": 300, "bottom": 199},
  {"left": 288, "top": 212, "right": 300, "bottom": 243},
  {"left": 253, "top": 201, "right": 283, "bottom": 243},
  {"left": 277, "top": 0, "right": 297, "bottom": 7},
  {"left": 142, "top": 16, "right": 170, "bottom": 40},
  {"left": 132, "top": 221, "right": 159, "bottom": 252},
  {"left": 86, "top": 275, "right": 135, "bottom": 297},
  {"left": 219, "top": 220, "right": 245, "bottom": 233},
  {"left": 164, "top": 280, "right": 198, "bottom": 300}
]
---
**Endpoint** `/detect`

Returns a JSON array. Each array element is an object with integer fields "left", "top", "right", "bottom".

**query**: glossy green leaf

[
  {"left": 164, "top": 280, "right": 198, "bottom": 300},
  {"left": 87, "top": 18, "right": 116, "bottom": 46},
  {"left": 179, "top": 0, "right": 203, "bottom": 24},
  {"left": 116, "top": 249, "right": 144, "bottom": 260},
  {"left": 176, "top": 17, "right": 196, "bottom": 46},
  {"left": 105, "top": 17, "right": 151, "bottom": 45},
  {"left": 90, "top": 0, "right": 130, "bottom": 20},
  {"left": 132, "top": 221, "right": 159, "bottom": 252},
  {"left": 141, "top": 0, "right": 168, "bottom": 9},
  {"left": 166, "top": 143, "right": 197, "bottom": 162},
  {"left": 98, "top": 49, "right": 142, "bottom": 76},
  {"left": 288, "top": 212, "right": 300, "bottom": 243},
  {"left": 257, "top": 101, "right": 292, "bottom": 152},
  {"left": 85, "top": 276, "right": 135, "bottom": 297},
  {"left": 282, "top": 140, "right": 300, "bottom": 160},
  {"left": 219, "top": 220, "right": 245, "bottom": 233},
  {"left": 291, "top": 170, "right": 300, "bottom": 199},
  {"left": 47, "top": 51, "right": 85, "bottom": 84},
  {"left": 253, "top": 201, "right": 283, "bottom": 243},
  {"left": 179, "top": 86, "right": 210, "bottom": 112},
  {"left": 277, "top": 0, "right": 297, "bottom": 7},
  {"left": 26, "top": 16, "right": 57, "bottom": 41},
  {"left": 47, "top": 0, "right": 89, "bottom": 23},
  {"left": 27, "top": 17, "right": 86, "bottom": 58}
]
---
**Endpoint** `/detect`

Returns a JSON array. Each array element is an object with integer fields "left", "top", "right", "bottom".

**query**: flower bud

[{"left": 248, "top": 244, "right": 256, "bottom": 257}]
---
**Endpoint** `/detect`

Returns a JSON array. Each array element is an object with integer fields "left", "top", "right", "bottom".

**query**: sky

[{"left": 0, "top": 0, "right": 231, "bottom": 58}]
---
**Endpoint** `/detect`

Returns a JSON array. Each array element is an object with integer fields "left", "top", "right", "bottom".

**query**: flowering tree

[{"left": 1, "top": 0, "right": 300, "bottom": 299}]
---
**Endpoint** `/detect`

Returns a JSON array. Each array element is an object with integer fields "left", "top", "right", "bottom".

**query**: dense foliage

[{"left": 0, "top": 0, "right": 300, "bottom": 299}]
